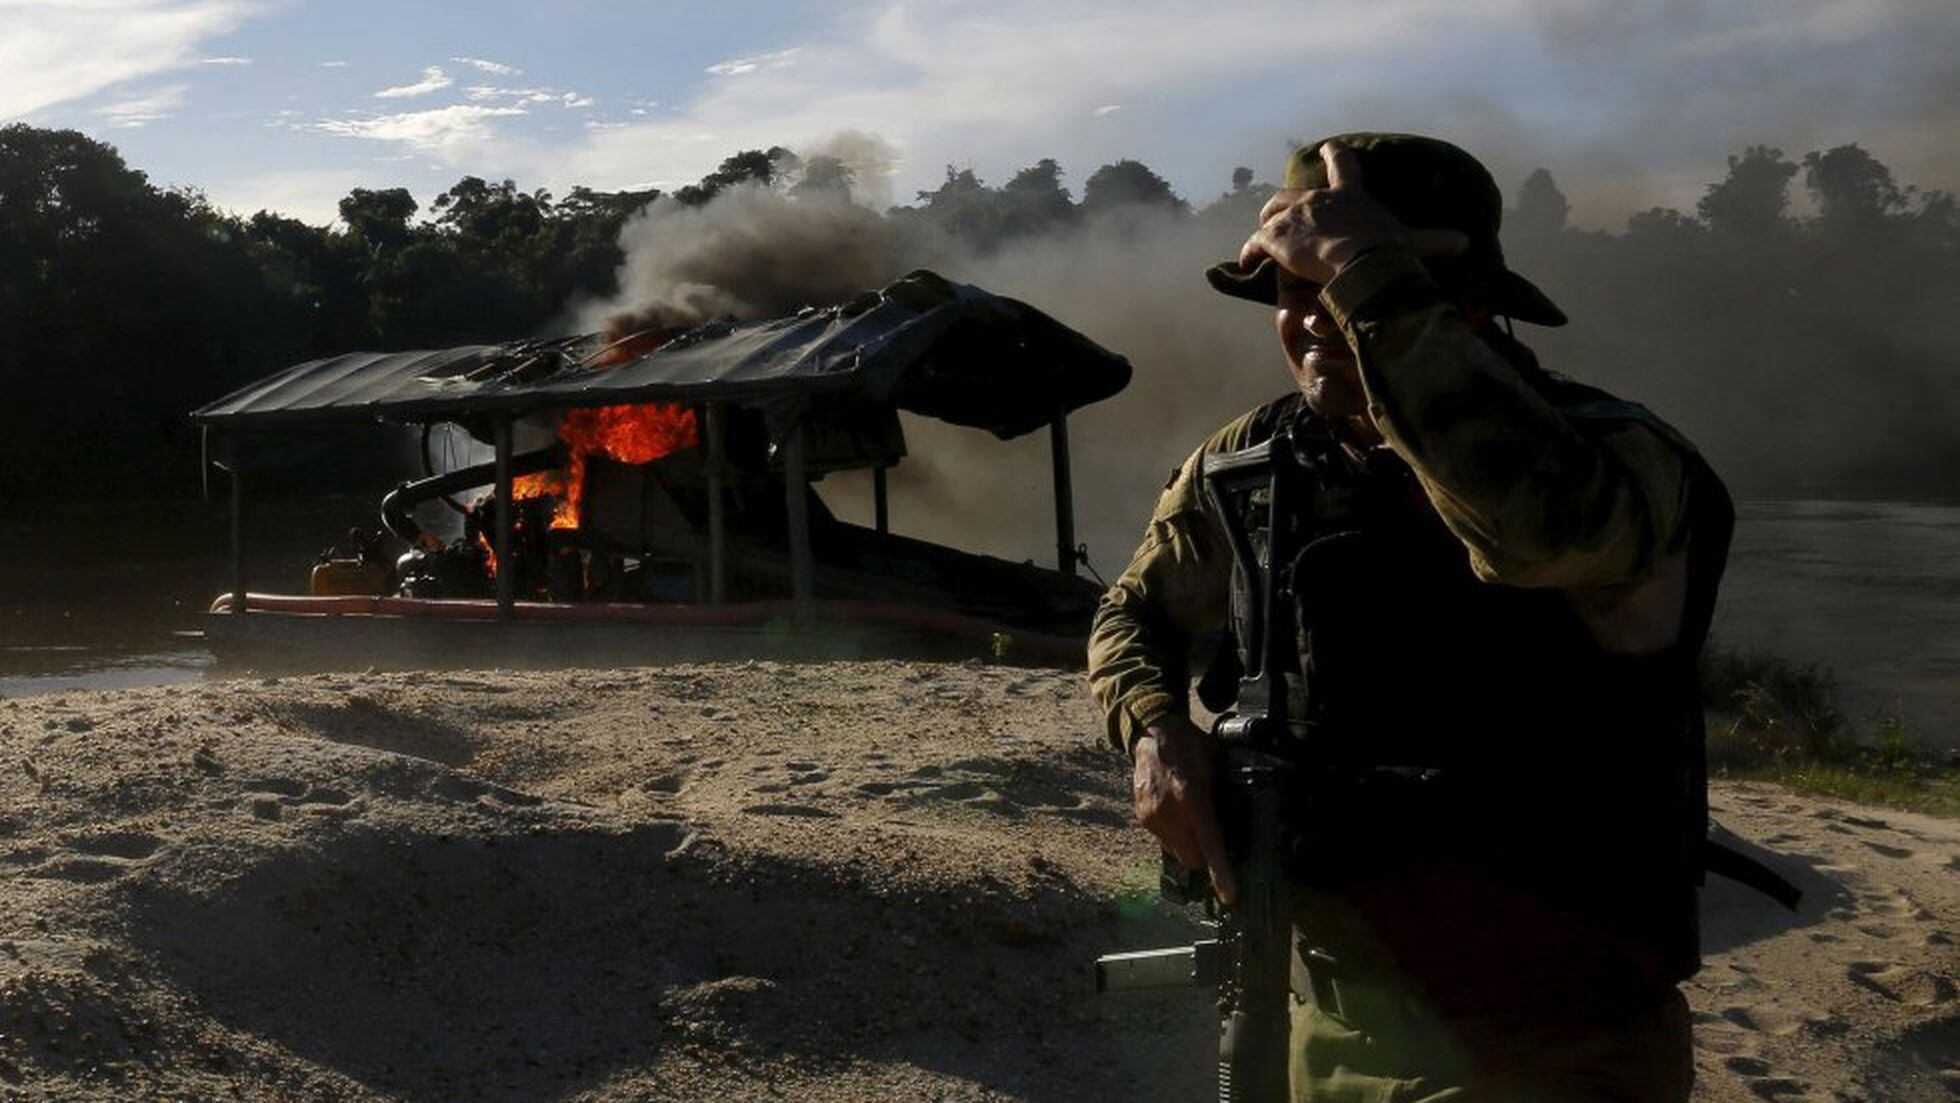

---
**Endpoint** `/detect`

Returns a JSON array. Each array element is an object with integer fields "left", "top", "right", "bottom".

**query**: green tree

[
  {"left": 1081, "top": 159, "right": 1186, "bottom": 216},
  {"left": 673, "top": 147, "right": 795, "bottom": 205},
  {"left": 1801, "top": 144, "right": 1911, "bottom": 231},
  {"left": 1696, "top": 145, "right": 1797, "bottom": 238},
  {"left": 1511, "top": 168, "right": 1569, "bottom": 238},
  {"left": 337, "top": 187, "right": 418, "bottom": 252},
  {"left": 548, "top": 185, "right": 658, "bottom": 303},
  {"left": 431, "top": 177, "right": 549, "bottom": 244},
  {"left": 1200, "top": 165, "right": 1273, "bottom": 230},
  {"left": 241, "top": 209, "right": 369, "bottom": 351},
  {"left": 789, "top": 155, "right": 854, "bottom": 200},
  {"left": 0, "top": 126, "right": 311, "bottom": 496},
  {"left": 909, "top": 165, "right": 1006, "bottom": 249},
  {"left": 998, "top": 158, "right": 1076, "bottom": 238}
]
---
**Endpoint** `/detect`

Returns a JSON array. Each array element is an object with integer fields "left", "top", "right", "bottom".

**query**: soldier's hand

[
  {"left": 1239, "top": 142, "right": 1469, "bottom": 286},
  {"left": 1132, "top": 716, "right": 1237, "bottom": 906}
]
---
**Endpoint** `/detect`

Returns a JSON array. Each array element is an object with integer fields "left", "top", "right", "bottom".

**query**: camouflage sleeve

[
  {"left": 1085, "top": 439, "right": 1240, "bottom": 754},
  {"left": 1320, "top": 247, "right": 1693, "bottom": 589}
]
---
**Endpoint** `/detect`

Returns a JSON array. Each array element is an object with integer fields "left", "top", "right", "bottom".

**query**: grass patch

[{"left": 1701, "top": 642, "right": 1958, "bottom": 817}]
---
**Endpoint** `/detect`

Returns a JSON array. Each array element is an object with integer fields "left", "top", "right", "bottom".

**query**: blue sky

[{"left": 7, "top": 0, "right": 1956, "bottom": 228}]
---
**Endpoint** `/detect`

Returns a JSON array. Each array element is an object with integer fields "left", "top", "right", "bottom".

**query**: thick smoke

[
  {"left": 591, "top": 133, "right": 1960, "bottom": 579},
  {"left": 587, "top": 160, "right": 1261, "bottom": 569},
  {"left": 857, "top": 212, "right": 1282, "bottom": 575},
  {"left": 799, "top": 128, "right": 901, "bottom": 210},
  {"left": 586, "top": 135, "right": 922, "bottom": 336},
  {"left": 1506, "top": 225, "right": 1960, "bottom": 500},
  {"left": 591, "top": 189, "right": 909, "bottom": 335}
]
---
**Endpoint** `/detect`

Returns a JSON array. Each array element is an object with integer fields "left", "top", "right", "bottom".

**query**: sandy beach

[{"left": 0, "top": 661, "right": 1951, "bottom": 1102}]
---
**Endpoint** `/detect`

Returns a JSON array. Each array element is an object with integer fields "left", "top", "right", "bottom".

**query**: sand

[{"left": 0, "top": 661, "right": 1951, "bottom": 1102}]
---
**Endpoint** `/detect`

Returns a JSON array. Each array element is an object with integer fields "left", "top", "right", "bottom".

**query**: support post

[
  {"left": 229, "top": 461, "right": 246, "bottom": 615},
  {"left": 873, "top": 465, "right": 890, "bottom": 535},
  {"left": 707, "top": 403, "right": 728, "bottom": 604},
  {"left": 784, "top": 421, "right": 814, "bottom": 628},
  {"left": 1050, "top": 414, "right": 1076, "bottom": 577},
  {"left": 493, "top": 417, "right": 515, "bottom": 620}
]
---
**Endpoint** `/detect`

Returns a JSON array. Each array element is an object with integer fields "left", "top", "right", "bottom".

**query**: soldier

[{"left": 1087, "top": 133, "right": 1733, "bottom": 1102}]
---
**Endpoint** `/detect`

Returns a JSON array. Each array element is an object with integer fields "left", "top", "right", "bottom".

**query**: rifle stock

[
  {"left": 1212, "top": 747, "right": 1294, "bottom": 1102},
  {"left": 1092, "top": 745, "right": 1295, "bottom": 1102}
]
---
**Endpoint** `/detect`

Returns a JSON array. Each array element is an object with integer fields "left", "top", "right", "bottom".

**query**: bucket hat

[{"left": 1205, "top": 132, "right": 1567, "bottom": 326}]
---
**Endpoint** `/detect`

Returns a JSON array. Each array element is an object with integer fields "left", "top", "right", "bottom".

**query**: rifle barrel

[{"left": 1093, "top": 940, "right": 1225, "bottom": 992}]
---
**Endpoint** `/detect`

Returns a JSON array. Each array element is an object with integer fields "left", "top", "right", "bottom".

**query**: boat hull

[{"left": 201, "top": 595, "right": 1086, "bottom": 672}]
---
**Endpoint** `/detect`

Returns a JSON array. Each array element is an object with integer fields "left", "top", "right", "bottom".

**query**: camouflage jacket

[{"left": 1087, "top": 246, "right": 1706, "bottom": 753}]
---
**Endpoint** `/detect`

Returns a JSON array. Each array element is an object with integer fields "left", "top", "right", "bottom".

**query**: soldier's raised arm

[{"left": 1322, "top": 246, "right": 1696, "bottom": 593}]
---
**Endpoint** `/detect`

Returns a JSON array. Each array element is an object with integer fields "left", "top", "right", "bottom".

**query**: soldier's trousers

[{"left": 1287, "top": 973, "right": 1693, "bottom": 1103}]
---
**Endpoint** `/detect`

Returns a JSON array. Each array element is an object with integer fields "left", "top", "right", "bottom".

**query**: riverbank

[
  {"left": 7, "top": 496, "right": 1954, "bottom": 756},
  {"left": 0, "top": 663, "right": 1951, "bottom": 1101}
]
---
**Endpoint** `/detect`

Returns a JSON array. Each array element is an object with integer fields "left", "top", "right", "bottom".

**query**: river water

[
  {"left": 1715, "top": 499, "right": 1959, "bottom": 750},
  {"left": 2, "top": 498, "right": 1954, "bottom": 750}
]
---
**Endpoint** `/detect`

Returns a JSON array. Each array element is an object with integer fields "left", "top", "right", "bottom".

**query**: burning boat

[{"left": 190, "top": 270, "right": 1130, "bottom": 670}]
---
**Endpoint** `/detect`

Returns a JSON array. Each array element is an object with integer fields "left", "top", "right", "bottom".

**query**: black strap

[{"left": 1704, "top": 839, "right": 1803, "bottom": 911}]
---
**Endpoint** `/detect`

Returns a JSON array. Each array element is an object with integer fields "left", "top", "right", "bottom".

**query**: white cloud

[
  {"left": 319, "top": 59, "right": 349, "bottom": 68},
  {"left": 705, "top": 47, "right": 801, "bottom": 76},
  {"left": 0, "top": 0, "right": 258, "bottom": 120},
  {"left": 200, "top": 55, "right": 251, "bottom": 65},
  {"left": 530, "top": 0, "right": 1959, "bottom": 230},
  {"left": 95, "top": 84, "right": 188, "bottom": 128},
  {"left": 196, "top": 0, "right": 1960, "bottom": 227},
  {"left": 560, "top": 2, "right": 1457, "bottom": 195},
  {"left": 374, "top": 65, "right": 452, "bottom": 99},
  {"left": 1674, "top": 1, "right": 1902, "bottom": 56},
  {"left": 318, "top": 104, "right": 527, "bottom": 154},
  {"left": 451, "top": 55, "right": 519, "bottom": 75},
  {"left": 466, "top": 84, "right": 593, "bottom": 108}
]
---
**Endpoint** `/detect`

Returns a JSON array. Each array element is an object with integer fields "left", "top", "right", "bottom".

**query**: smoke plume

[
  {"left": 860, "top": 211, "right": 1282, "bottom": 575},
  {"left": 587, "top": 133, "right": 921, "bottom": 336},
  {"left": 589, "top": 132, "right": 1960, "bottom": 579},
  {"left": 798, "top": 128, "right": 901, "bottom": 209}
]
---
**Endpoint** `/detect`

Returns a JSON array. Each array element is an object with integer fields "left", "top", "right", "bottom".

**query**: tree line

[{"left": 0, "top": 123, "right": 1952, "bottom": 501}]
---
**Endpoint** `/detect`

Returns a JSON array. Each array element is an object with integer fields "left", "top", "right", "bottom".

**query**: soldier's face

[{"left": 1274, "top": 273, "right": 1366, "bottom": 417}]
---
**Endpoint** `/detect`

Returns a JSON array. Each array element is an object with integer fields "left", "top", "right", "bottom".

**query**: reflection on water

[
  {"left": 2, "top": 498, "right": 1954, "bottom": 748},
  {"left": 1715, "top": 500, "right": 1960, "bottom": 750},
  {"left": 0, "top": 496, "right": 377, "bottom": 698},
  {"left": 0, "top": 647, "right": 212, "bottom": 697}
]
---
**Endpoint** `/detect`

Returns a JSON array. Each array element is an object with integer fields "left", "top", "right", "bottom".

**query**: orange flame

[
  {"left": 507, "top": 403, "right": 700, "bottom": 531},
  {"left": 513, "top": 469, "right": 568, "bottom": 501}
]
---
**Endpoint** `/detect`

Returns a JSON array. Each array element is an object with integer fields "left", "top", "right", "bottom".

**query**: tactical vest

[{"left": 1205, "top": 389, "right": 1732, "bottom": 982}]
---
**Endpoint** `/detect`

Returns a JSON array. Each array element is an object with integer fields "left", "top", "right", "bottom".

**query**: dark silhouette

[
  {"left": 1696, "top": 145, "right": 1800, "bottom": 240},
  {"left": 1080, "top": 159, "right": 1187, "bottom": 217},
  {"left": 0, "top": 125, "right": 1953, "bottom": 504}
]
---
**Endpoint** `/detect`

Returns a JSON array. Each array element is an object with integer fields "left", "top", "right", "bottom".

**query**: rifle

[{"left": 1095, "top": 427, "right": 1319, "bottom": 1103}]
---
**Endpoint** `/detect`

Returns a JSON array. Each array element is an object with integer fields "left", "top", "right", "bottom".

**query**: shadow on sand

[{"left": 119, "top": 815, "right": 1209, "bottom": 1103}]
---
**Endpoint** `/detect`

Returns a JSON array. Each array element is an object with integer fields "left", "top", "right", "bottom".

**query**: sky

[{"left": 5, "top": 0, "right": 1956, "bottom": 229}]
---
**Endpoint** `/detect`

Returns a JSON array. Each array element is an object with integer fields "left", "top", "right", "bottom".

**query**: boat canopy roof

[{"left": 191, "top": 270, "right": 1131, "bottom": 441}]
